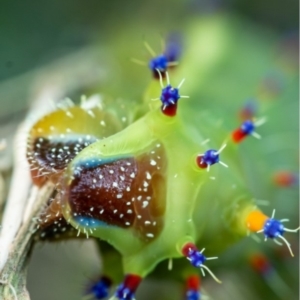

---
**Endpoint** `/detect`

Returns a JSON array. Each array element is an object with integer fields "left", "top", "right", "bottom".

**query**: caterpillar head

[{"left": 27, "top": 98, "right": 123, "bottom": 186}]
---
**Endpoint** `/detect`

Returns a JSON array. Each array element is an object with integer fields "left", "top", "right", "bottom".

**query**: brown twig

[{"left": 0, "top": 183, "right": 54, "bottom": 300}]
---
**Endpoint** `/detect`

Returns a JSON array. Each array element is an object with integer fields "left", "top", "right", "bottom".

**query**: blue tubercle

[
  {"left": 244, "top": 99, "right": 257, "bottom": 113},
  {"left": 149, "top": 55, "right": 168, "bottom": 73},
  {"left": 115, "top": 285, "right": 134, "bottom": 300},
  {"left": 114, "top": 274, "right": 141, "bottom": 300},
  {"left": 182, "top": 243, "right": 221, "bottom": 283},
  {"left": 257, "top": 210, "right": 300, "bottom": 257},
  {"left": 241, "top": 120, "right": 255, "bottom": 134},
  {"left": 87, "top": 276, "right": 112, "bottom": 299},
  {"left": 186, "top": 290, "right": 201, "bottom": 300},
  {"left": 160, "top": 84, "right": 180, "bottom": 106},
  {"left": 202, "top": 149, "right": 220, "bottom": 166},
  {"left": 164, "top": 33, "right": 182, "bottom": 62},
  {"left": 187, "top": 248, "right": 207, "bottom": 268},
  {"left": 263, "top": 219, "right": 285, "bottom": 238}
]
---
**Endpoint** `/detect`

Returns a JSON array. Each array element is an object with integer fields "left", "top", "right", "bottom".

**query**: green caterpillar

[{"left": 26, "top": 17, "right": 299, "bottom": 300}]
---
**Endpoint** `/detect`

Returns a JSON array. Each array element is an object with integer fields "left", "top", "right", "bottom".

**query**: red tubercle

[
  {"left": 250, "top": 253, "right": 272, "bottom": 275},
  {"left": 115, "top": 274, "right": 142, "bottom": 299},
  {"left": 161, "top": 103, "right": 177, "bottom": 117},
  {"left": 153, "top": 69, "right": 166, "bottom": 79},
  {"left": 182, "top": 242, "right": 197, "bottom": 257},
  {"left": 196, "top": 155, "right": 208, "bottom": 169},
  {"left": 238, "top": 101, "right": 257, "bottom": 122},
  {"left": 239, "top": 109, "right": 255, "bottom": 122},
  {"left": 186, "top": 274, "right": 201, "bottom": 291},
  {"left": 123, "top": 274, "right": 142, "bottom": 292},
  {"left": 273, "top": 171, "right": 298, "bottom": 187},
  {"left": 231, "top": 128, "right": 247, "bottom": 143}
]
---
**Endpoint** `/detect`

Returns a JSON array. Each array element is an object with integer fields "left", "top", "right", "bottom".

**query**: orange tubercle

[{"left": 246, "top": 210, "right": 268, "bottom": 232}]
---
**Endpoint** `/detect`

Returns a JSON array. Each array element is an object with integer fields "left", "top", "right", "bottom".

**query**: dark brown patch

[
  {"left": 63, "top": 143, "right": 167, "bottom": 241},
  {"left": 27, "top": 135, "right": 97, "bottom": 185},
  {"left": 67, "top": 158, "right": 137, "bottom": 228},
  {"left": 37, "top": 218, "right": 77, "bottom": 241},
  {"left": 132, "top": 145, "right": 167, "bottom": 240},
  {"left": 37, "top": 195, "right": 78, "bottom": 241}
]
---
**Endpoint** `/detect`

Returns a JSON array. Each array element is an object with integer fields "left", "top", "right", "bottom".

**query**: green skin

[{"left": 61, "top": 79, "right": 255, "bottom": 279}]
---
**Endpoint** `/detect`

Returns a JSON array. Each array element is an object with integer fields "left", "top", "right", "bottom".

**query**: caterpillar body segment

[{"left": 56, "top": 97, "right": 265, "bottom": 283}]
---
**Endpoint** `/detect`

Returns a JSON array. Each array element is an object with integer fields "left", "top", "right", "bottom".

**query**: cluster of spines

[
  {"left": 133, "top": 36, "right": 181, "bottom": 79},
  {"left": 272, "top": 170, "right": 298, "bottom": 187},
  {"left": 231, "top": 118, "right": 265, "bottom": 143},
  {"left": 246, "top": 209, "right": 300, "bottom": 257},
  {"left": 84, "top": 276, "right": 112, "bottom": 300},
  {"left": 151, "top": 71, "right": 188, "bottom": 116},
  {"left": 182, "top": 243, "right": 221, "bottom": 284},
  {"left": 196, "top": 144, "right": 228, "bottom": 171},
  {"left": 111, "top": 275, "right": 141, "bottom": 300}
]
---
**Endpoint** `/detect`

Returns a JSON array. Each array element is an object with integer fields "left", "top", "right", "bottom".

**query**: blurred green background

[
  {"left": 0, "top": 0, "right": 298, "bottom": 81},
  {"left": 0, "top": 1, "right": 298, "bottom": 300}
]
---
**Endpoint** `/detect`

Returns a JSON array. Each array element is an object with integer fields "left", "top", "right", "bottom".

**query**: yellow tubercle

[{"left": 246, "top": 210, "right": 268, "bottom": 232}]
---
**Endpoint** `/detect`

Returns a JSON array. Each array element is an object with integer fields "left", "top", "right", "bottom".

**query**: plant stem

[{"left": 0, "top": 183, "right": 54, "bottom": 300}]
